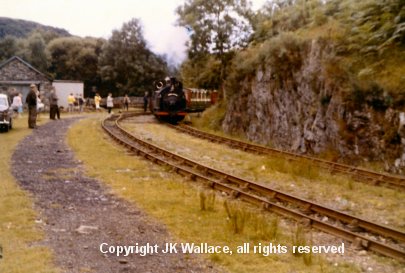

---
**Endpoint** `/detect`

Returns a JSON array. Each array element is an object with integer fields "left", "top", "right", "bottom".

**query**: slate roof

[{"left": 0, "top": 56, "right": 52, "bottom": 81}]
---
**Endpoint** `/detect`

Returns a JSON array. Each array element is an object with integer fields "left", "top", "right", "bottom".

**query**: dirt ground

[{"left": 11, "top": 117, "right": 216, "bottom": 273}]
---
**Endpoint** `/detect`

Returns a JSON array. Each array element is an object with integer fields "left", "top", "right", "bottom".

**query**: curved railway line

[
  {"left": 166, "top": 123, "right": 405, "bottom": 192},
  {"left": 102, "top": 113, "right": 405, "bottom": 261}
]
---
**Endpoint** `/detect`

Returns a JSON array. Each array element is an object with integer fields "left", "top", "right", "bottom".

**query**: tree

[
  {"left": 176, "top": 0, "right": 253, "bottom": 91},
  {"left": 27, "top": 32, "right": 48, "bottom": 72},
  {"left": 98, "top": 18, "right": 168, "bottom": 96},
  {"left": 47, "top": 36, "right": 105, "bottom": 94},
  {"left": 17, "top": 31, "right": 49, "bottom": 72},
  {"left": 180, "top": 55, "right": 221, "bottom": 89},
  {"left": 0, "top": 35, "right": 18, "bottom": 62}
]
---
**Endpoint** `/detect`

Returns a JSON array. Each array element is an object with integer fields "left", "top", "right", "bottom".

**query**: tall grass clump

[
  {"left": 199, "top": 190, "right": 216, "bottom": 211},
  {"left": 262, "top": 157, "right": 320, "bottom": 181},
  {"left": 223, "top": 200, "right": 281, "bottom": 241},
  {"left": 292, "top": 224, "right": 313, "bottom": 266},
  {"left": 250, "top": 213, "right": 279, "bottom": 241},
  {"left": 223, "top": 200, "right": 250, "bottom": 234}
]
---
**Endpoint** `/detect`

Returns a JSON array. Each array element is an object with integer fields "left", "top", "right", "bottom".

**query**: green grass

[
  {"left": 121, "top": 121, "right": 405, "bottom": 232},
  {"left": 189, "top": 102, "right": 227, "bottom": 132},
  {"left": 0, "top": 117, "right": 58, "bottom": 273},
  {"left": 67, "top": 117, "right": 363, "bottom": 273}
]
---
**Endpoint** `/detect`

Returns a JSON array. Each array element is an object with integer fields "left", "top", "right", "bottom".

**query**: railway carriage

[{"left": 184, "top": 88, "right": 218, "bottom": 113}]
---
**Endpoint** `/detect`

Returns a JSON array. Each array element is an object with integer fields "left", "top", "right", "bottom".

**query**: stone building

[{"left": 0, "top": 56, "right": 53, "bottom": 103}]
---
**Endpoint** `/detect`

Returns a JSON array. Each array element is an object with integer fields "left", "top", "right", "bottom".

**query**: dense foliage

[
  {"left": 0, "top": 17, "right": 168, "bottom": 96},
  {"left": 177, "top": 0, "right": 405, "bottom": 105},
  {"left": 1, "top": 1, "right": 404, "bottom": 99},
  {"left": 47, "top": 36, "right": 105, "bottom": 93},
  {"left": 98, "top": 19, "right": 167, "bottom": 95},
  {"left": 176, "top": 0, "right": 253, "bottom": 90}
]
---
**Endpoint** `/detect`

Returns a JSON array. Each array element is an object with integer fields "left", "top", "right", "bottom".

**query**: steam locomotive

[{"left": 150, "top": 77, "right": 187, "bottom": 123}]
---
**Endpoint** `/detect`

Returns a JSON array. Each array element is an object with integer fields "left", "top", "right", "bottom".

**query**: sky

[{"left": 1, "top": 0, "right": 268, "bottom": 65}]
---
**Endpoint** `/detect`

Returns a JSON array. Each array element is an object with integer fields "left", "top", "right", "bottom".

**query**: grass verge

[
  {"left": 121, "top": 122, "right": 405, "bottom": 232},
  {"left": 67, "top": 117, "right": 360, "bottom": 273},
  {"left": 0, "top": 117, "right": 58, "bottom": 273}
]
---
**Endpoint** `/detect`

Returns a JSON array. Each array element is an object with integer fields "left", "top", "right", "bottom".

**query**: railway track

[
  {"left": 166, "top": 123, "right": 405, "bottom": 191},
  {"left": 102, "top": 113, "right": 405, "bottom": 261}
]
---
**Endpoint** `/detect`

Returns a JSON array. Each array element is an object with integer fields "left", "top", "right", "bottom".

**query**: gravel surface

[{"left": 11, "top": 117, "right": 216, "bottom": 273}]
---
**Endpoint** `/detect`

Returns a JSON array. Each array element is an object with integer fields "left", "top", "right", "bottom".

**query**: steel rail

[
  {"left": 102, "top": 114, "right": 405, "bottom": 261},
  {"left": 166, "top": 123, "right": 405, "bottom": 191}
]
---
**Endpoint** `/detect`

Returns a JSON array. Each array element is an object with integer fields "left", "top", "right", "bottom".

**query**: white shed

[{"left": 52, "top": 80, "right": 84, "bottom": 109}]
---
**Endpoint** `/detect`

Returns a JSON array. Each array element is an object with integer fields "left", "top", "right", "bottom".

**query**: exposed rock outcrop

[{"left": 223, "top": 39, "right": 404, "bottom": 173}]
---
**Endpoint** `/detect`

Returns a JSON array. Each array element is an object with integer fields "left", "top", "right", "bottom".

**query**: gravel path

[{"left": 11, "top": 117, "right": 215, "bottom": 273}]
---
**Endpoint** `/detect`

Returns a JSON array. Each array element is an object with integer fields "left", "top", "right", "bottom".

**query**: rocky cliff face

[{"left": 222, "top": 39, "right": 405, "bottom": 173}]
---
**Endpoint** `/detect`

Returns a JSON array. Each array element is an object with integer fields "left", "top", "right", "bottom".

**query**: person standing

[
  {"left": 78, "top": 94, "right": 84, "bottom": 113},
  {"left": 106, "top": 93, "right": 114, "bottom": 114},
  {"left": 143, "top": 91, "right": 149, "bottom": 112},
  {"left": 123, "top": 94, "right": 130, "bottom": 111},
  {"left": 67, "top": 93, "right": 75, "bottom": 113},
  {"left": 26, "top": 84, "right": 38, "bottom": 128},
  {"left": 12, "top": 92, "right": 23, "bottom": 118},
  {"left": 36, "top": 92, "right": 44, "bottom": 121},
  {"left": 94, "top": 93, "right": 101, "bottom": 111},
  {"left": 49, "top": 87, "right": 60, "bottom": 120},
  {"left": 74, "top": 94, "right": 79, "bottom": 111}
]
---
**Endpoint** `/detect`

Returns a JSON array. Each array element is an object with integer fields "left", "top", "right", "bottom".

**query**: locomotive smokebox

[{"left": 151, "top": 77, "right": 187, "bottom": 124}]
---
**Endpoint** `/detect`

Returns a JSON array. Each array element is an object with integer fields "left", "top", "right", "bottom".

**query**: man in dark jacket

[
  {"left": 143, "top": 91, "right": 149, "bottom": 112},
  {"left": 49, "top": 87, "right": 60, "bottom": 120},
  {"left": 26, "top": 84, "right": 38, "bottom": 128}
]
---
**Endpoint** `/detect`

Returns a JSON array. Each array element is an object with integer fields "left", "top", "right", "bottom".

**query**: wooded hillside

[{"left": 0, "top": 17, "right": 70, "bottom": 38}]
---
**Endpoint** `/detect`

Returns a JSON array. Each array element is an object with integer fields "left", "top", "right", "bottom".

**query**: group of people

[
  {"left": 17, "top": 84, "right": 146, "bottom": 129},
  {"left": 24, "top": 84, "right": 58, "bottom": 128},
  {"left": 25, "top": 84, "right": 70, "bottom": 128},
  {"left": 10, "top": 85, "right": 45, "bottom": 122},
  {"left": 94, "top": 93, "right": 132, "bottom": 113},
  {"left": 67, "top": 93, "right": 85, "bottom": 113},
  {"left": 93, "top": 92, "right": 114, "bottom": 113}
]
